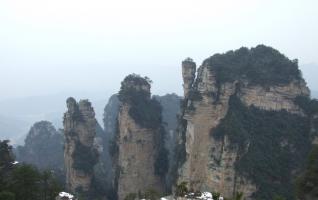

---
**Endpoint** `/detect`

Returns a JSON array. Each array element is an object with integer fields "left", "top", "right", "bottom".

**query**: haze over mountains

[
  {"left": 1, "top": 63, "right": 317, "bottom": 145},
  {"left": 1, "top": 1, "right": 318, "bottom": 146},
  {"left": 1, "top": 45, "right": 318, "bottom": 200},
  {"left": 0, "top": 91, "right": 109, "bottom": 144}
]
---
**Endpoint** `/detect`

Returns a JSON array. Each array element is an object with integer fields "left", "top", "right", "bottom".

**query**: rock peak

[
  {"left": 63, "top": 97, "right": 98, "bottom": 197},
  {"left": 182, "top": 58, "right": 196, "bottom": 98},
  {"left": 121, "top": 74, "right": 151, "bottom": 96},
  {"left": 66, "top": 97, "right": 77, "bottom": 112}
]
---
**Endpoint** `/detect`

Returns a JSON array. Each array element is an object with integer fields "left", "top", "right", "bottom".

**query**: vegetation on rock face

[
  {"left": 213, "top": 96, "right": 311, "bottom": 200},
  {"left": 187, "top": 90, "right": 203, "bottom": 102},
  {"left": 72, "top": 141, "right": 98, "bottom": 174},
  {"left": 118, "top": 74, "right": 169, "bottom": 178},
  {"left": 0, "top": 140, "right": 62, "bottom": 200},
  {"left": 172, "top": 99, "right": 188, "bottom": 187},
  {"left": 203, "top": 45, "right": 302, "bottom": 87},
  {"left": 154, "top": 127, "right": 169, "bottom": 177},
  {"left": 124, "top": 189, "right": 161, "bottom": 200},
  {"left": 175, "top": 181, "right": 189, "bottom": 197},
  {"left": 295, "top": 144, "right": 318, "bottom": 200},
  {"left": 0, "top": 140, "right": 13, "bottom": 169},
  {"left": 118, "top": 74, "right": 162, "bottom": 129},
  {"left": 294, "top": 95, "right": 318, "bottom": 116}
]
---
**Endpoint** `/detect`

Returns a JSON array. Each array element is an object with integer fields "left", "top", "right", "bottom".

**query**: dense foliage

[
  {"left": 0, "top": 140, "right": 61, "bottom": 200},
  {"left": 203, "top": 45, "right": 302, "bottom": 87},
  {"left": 0, "top": 140, "right": 13, "bottom": 169},
  {"left": 294, "top": 95, "right": 318, "bottom": 116},
  {"left": 118, "top": 74, "right": 162, "bottom": 129},
  {"left": 72, "top": 141, "right": 99, "bottom": 174},
  {"left": 213, "top": 96, "right": 311, "bottom": 200},
  {"left": 295, "top": 145, "right": 318, "bottom": 200},
  {"left": 15, "top": 121, "right": 64, "bottom": 174}
]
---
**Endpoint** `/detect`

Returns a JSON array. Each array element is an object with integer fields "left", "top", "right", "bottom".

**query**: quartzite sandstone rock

[
  {"left": 64, "top": 97, "right": 98, "bottom": 194},
  {"left": 115, "top": 76, "right": 165, "bottom": 200},
  {"left": 178, "top": 58, "right": 310, "bottom": 199}
]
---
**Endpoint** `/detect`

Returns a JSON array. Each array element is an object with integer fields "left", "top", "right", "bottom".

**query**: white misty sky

[{"left": 0, "top": 0, "right": 318, "bottom": 100}]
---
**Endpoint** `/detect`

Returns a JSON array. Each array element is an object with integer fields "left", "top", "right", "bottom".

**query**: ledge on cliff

[{"left": 202, "top": 45, "right": 303, "bottom": 87}]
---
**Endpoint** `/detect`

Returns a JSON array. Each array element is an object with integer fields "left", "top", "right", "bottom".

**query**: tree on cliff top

[
  {"left": 203, "top": 45, "right": 302, "bottom": 86},
  {"left": 118, "top": 74, "right": 169, "bottom": 177},
  {"left": 118, "top": 74, "right": 161, "bottom": 129}
]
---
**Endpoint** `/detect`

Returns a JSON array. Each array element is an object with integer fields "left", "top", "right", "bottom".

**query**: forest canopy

[{"left": 203, "top": 45, "right": 302, "bottom": 86}]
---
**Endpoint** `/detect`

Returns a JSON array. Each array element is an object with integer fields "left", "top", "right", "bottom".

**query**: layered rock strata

[{"left": 178, "top": 56, "right": 310, "bottom": 199}]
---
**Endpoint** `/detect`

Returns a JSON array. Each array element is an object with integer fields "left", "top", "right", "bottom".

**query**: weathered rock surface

[
  {"left": 182, "top": 58, "right": 196, "bottom": 98},
  {"left": 64, "top": 97, "right": 98, "bottom": 195},
  {"left": 178, "top": 54, "right": 310, "bottom": 199},
  {"left": 115, "top": 75, "right": 166, "bottom": 200},
  {"left": 103, "top": 94, "right": 120, "bottom": 140},
  {"left": 116, "top": 104, "right": 164, "bottom": 200}
]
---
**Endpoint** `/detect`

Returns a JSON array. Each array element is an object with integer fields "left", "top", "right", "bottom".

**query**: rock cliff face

[
  {"left": 182, "top": 58, "right": 196, "bottom": 98},
  {"left": 103, "top": 94, "right": 120, "bottom": 138},
  {"left": 63, "top": 97, "right": 98, "bottom": 195},
  {"left": 178, "top": 46, "right": 311, "bottom": 199},
  {"left": 115, "top": 74, "right": 166, "bottom": 200}
]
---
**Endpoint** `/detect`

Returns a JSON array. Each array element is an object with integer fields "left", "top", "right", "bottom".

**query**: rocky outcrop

[
  {"left": 103, "top": 94, "right": 120, "bottom": 138},
  {"left": 115, "top": 74, "right": 166, "bottom": 200},
  {"left": 63, "top": 97, "right": 98, "bottom": 195},
  {"left": 182, "top": 58, "right": 196, "bottom": 98},
  {"left": 177, "top": 46, "right": 311, "bottom": 200}
]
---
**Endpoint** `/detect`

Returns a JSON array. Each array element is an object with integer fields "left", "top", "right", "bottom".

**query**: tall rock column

[
  {"left": 182, "top": 58, "right": 196, "bottom": 98},
  {"left": 177, "top": 46, "right": 311, "bottom": 200},
  {"left": 115, "top": 74, "right": 167, "bottom": 200},
  {"left": 64, "top": 97, "right": 98, "bottom": 196}
]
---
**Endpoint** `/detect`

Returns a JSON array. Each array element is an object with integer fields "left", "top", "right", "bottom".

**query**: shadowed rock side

[
  {"left": 115, "top": 74, "right": 167, "bottom": 200},
  {"left": 177, "top": 46, "right": 311, "bottom": 200},
  {"left": 92, "top": 94, "right": 121, "bottom": 199},
  {"left": 154, "top": 94, "right": 182, "bottom": 190},
  {"left": 63, "top": 97, "right": 98, "bottom": 197},
  {"left": 103, "top": 94, "right": 121, "bottom": 139},
  {"left": 102, "top": 94, "right": 120, "bottom": 189},
  {"left": 102, "top": 93, "right": 180, "bottom": 197}
]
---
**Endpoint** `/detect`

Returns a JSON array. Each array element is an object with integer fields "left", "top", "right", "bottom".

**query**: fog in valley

[{"left": 1, "top": 0, "right": 318, "bottom": 144}]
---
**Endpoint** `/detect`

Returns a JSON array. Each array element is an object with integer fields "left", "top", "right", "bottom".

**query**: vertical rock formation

[
  {"left": 64, "top": 97, "right": 98, "bottom": 196},
  {"left": 182, "top": 58, "right": 196, "bottom": 98},
  {"left": 115, "top": 74, "right": 167, "bottom": 200},
  {"left": 93, "top": 94, "right": 121, "bottom": 199},
  {"left": 154, "top": 94, "right": 182, "bottom": 190},
  {"left": 177, "top": 46, "right": 312, "bottom": 200},
  {"left": 103, "top": 94, "right": 120, "bottom": 139}
]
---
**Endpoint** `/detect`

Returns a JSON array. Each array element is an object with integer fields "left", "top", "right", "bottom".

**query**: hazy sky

[{"left": 1, "top": 0, "right": 318, "bottom": 100}]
